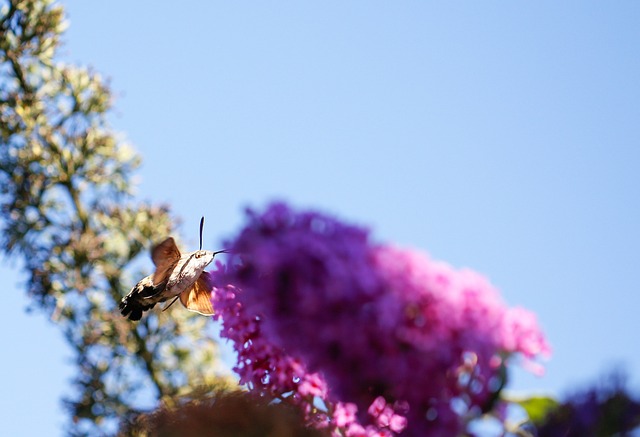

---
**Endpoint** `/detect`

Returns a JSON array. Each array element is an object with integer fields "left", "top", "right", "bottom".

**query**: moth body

[
  {"left": 120, "top": 236, "right": 224, "bottom": 321},
  {"left": 164, "top": 249, "right": 215, "bottom": 296}
]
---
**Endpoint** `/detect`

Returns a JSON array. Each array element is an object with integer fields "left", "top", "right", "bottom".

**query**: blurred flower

[
  {"left": 123, "top": 388, "right": 329, "bottom": 437},
  {"left": 209, "top": 202, "right": 550, "bottom": 435},
  {"left": 534, "top": 372, "right": 640, "bottom": 437},
  {"left": 334, "top": 402, "right": 358, "bottom": 428}
]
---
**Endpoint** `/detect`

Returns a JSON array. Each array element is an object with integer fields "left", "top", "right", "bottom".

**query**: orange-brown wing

[
  {"left": 151, "top": 237, "right": 181, "bottom": 285},
  {"left": 179, "top": 274, "right": 214, "bottom": 316}
]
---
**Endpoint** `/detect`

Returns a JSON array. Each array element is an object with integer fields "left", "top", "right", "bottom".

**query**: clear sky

[{"left": 2, "top": 1, "right": 640, "bottom": 435}]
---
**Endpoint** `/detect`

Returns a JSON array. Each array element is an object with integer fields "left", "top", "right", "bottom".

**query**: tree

[{"left": 0, "top": 1, "right": 229, "bottom": 434}]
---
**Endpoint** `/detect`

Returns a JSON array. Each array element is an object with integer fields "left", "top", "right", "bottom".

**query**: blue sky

[{"left": 2, "top": 1, "right": 640, "bottom": 435}]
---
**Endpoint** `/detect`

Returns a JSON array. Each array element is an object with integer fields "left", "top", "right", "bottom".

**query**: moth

[{"left": 119, "top": 217, "right": 226, "bottom": 321}]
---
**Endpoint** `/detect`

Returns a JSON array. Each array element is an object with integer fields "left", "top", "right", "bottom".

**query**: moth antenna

[
  {"left": 163, "top": 296, "right": 180, "bottom": 312},
  {"left": 199, "top": 216, "right": 205, "bottom": 250}
]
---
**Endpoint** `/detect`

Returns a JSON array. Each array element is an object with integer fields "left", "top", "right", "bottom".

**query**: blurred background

[{"left": 1, "top": 1, "right": 639, "bottom": 435}]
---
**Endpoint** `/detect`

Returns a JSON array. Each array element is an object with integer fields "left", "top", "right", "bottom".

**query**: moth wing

[
  {"left": 179, "top": 274, "right": 214, "bottom": 316},
  {"left": 151, "top": 237, "right": 181, "bottom": 285}
]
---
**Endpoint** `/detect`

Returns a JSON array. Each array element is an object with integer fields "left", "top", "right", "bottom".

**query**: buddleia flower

[{"left": 209, "top": 202, "right": 550, "bottom": 436}]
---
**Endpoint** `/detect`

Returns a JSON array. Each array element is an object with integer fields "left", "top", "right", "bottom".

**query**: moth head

[
  {"left": 194, "top": 249, "right": 215, "bottom": 265},
  {"left": 192, "top": 249, "right": 227, "bottom": 269}
]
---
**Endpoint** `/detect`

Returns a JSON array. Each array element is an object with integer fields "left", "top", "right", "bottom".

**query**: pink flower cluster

[{"left": 208, "top": 203, "right": 551, "bottom": 436}]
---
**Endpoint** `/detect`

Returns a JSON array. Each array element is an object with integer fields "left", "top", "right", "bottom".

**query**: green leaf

[{"left": 516, "top": 395, "right": 560, "bottom": 424}]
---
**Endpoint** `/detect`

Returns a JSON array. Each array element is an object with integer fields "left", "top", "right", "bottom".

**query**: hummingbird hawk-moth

[{"left": 119, "top": 217, "right": 225, "bottom": 321}]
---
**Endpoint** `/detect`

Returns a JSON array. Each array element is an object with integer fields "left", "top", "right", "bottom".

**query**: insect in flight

[{"left": 119, "top": 217, "right": 226, "bottom": 321}]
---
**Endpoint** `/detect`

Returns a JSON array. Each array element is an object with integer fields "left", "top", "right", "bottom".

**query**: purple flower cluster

[
  {"left": 208, "top": 202, "right": 551, "bottom": 436},
  {"left": 536, "top": 372, "right": 640, "bottom": 437}
]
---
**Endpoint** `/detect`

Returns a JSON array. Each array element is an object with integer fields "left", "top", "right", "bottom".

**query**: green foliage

[
  {"left": 516, "top": 395, "right": 560, "bottom": 426},
  {"left": 0, "top": 1, "right": 230, "bottom": 434}
]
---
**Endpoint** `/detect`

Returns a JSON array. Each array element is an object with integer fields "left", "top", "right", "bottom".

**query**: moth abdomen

[{"left": 119, "top": 275, "right": 163, "bottom": 321}]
